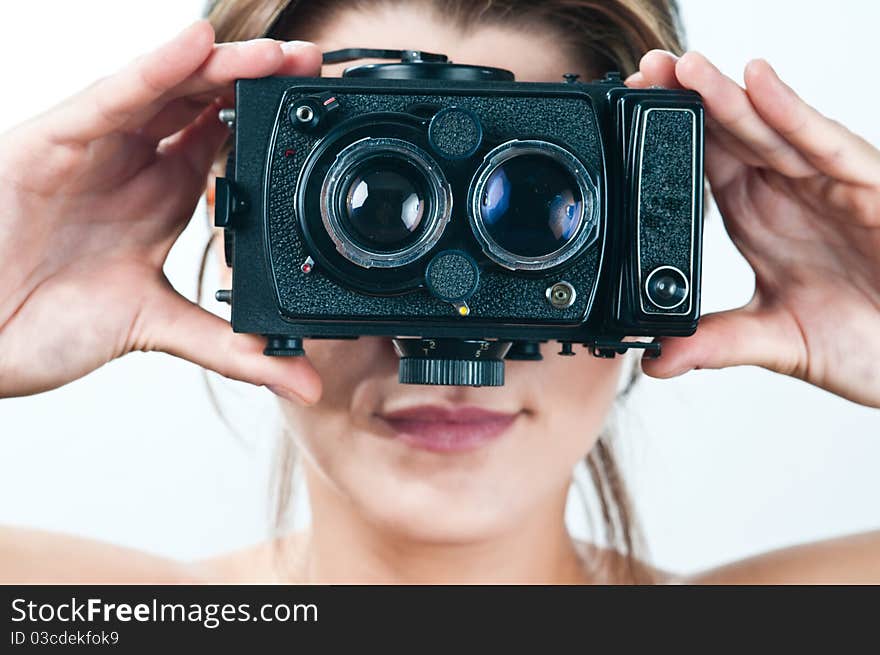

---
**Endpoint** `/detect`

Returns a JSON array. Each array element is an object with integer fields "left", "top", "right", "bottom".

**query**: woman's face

[{"left": 273, "top": 4, "right": 627, "bottom": 543}]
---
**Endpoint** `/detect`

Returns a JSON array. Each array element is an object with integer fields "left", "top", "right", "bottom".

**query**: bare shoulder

[
  {"left": 686, "top": 530, "right": 880, "bottom": 584},
  {"left": 7, "top": 526, "right": 876, "bottom": 584},
  {"left": 0, "top": 525, "right": 307, "bottom": 584},
  {"left": 197, "top": 533, "right": 309, "bottom": 583},
  {"left": 0, "top": 526, "right": 200, "bottom": 584},
  {"left": 576, "top": 530, "right": 880, "bottom": 584}
]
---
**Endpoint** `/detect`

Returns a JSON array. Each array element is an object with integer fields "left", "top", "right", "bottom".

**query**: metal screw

[
  {"left": 294, "top": 105, "right": 314, "bottom": 123},
  {"left": 218, "top": 108, "right": 236, "bottom": 128},
  {"left": 546, "top": 281, "right": 576, "bottom": 309}
]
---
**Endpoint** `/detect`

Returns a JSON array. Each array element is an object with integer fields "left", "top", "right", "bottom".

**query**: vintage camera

[{"left": 214, "top": 49, "right": 704, "bottom": 386}]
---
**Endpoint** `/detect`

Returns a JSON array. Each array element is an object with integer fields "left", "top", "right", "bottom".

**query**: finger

[
  {"left": 173, "top": 39, "right": 320, "bottom": 100},
  {"left": 704, "top": 126, "right": 750, "bottom": 191},
  {"left": 154, "top": 42, "right": 320, "bottom": 187},
  {"left": 674, "top": 52, "right": 817, "bottom": 179},
  {"left": 140, "top": 288, "right": 323, "bottom": 405},
  {"left": 628, "top": 49, "right": 683, "bottom": 89},
  {"left": 743, "top": 58, "right": 880, "bottom": 185},
  {"left": 137, "top": 96, "right": 212, "bottom": 144},
  {"left": 140, "top": 41, "right": 322, "bottom": 143},
  {"left": 625, "top": 50, "right": 754, "bottom": 190},
  {"left": 624, "top": 71, "right": 646, "bottom": 87},
  {"left": 47, "top": 20, "right": 216, "bottom": 144},
  {"left": 270, "top": 40, "right": 323, "bottom": 76},
  {"left": 200, "top": 40, "right": 322, "bottom": 110},
  {"left": 641, "top": 306, "right": 806, "bottom": 380},
  {"left": 158, "top": 99, "right": 230, "bottom": 178}
]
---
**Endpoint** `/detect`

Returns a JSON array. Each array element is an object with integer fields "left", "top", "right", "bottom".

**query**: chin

[
  {"left": 326, "top": 463, "right": 538, "bottom": 545},
  {"left": 354, "top": 478, "right": 528, "bottom": 544},
  {"left": 296, "top": 409, "right": 590, "bottom": 544}
]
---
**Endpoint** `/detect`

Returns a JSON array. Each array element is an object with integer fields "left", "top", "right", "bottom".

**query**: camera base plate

[{"left": 587, "top": 340, "right": 661, "bottom": 359}]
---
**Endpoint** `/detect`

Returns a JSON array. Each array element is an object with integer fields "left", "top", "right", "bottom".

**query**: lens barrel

[
  {"left": 320, "top": 138, "right": 452, "bottom": 268},
  {"left": 468, "top": 140, "right": 598, "bottom": 271}
]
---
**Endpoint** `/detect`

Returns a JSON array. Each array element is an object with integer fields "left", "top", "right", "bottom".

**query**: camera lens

[
  {"left": 469, "top": 140, "right": 598, "bottom": 270},
  {"left": 645, "top": 266, "right": 689, "bottom": 309},
  {"left": 321, "top": 138, "right": 451, "bottom": 269},
  {"left": 343, "top": 159, "right": 427, "bottom": 251}
]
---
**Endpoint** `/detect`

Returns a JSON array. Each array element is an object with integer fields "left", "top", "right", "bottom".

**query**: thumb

[
  {"left": 138, "top": 288, "right": 322, "bottom": 405},
  {"left": 641, "top": 306, "right": 806, "bottom": 380}
]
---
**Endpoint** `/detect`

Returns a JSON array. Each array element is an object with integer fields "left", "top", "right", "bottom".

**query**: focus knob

[
  {"left": 393, "top": 338, "right": 511, "bottom": 387},
  {"left": 399, "top": 357, "right": 504, "bottom": 387}
]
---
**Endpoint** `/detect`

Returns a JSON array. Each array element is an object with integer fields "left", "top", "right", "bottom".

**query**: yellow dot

[{"left": 458, "top": 305, "right": 469, "bottom": 316}]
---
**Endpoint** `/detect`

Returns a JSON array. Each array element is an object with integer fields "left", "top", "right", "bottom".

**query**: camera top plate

[{"left": 323, "top": 47, "right": 515, "bottom": 82}]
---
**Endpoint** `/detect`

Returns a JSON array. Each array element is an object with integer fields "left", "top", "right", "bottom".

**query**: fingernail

[
  {"left": 267, "top": 384, "right": 311, "bottom": 406},
  {"left": 281, "top": 40, "right": 314, "bottom": 55},
  {"left": 745, "top": 58, "right": 765, "bottom": 76},
  {"left": 758, "top": 58, "right": 779, "bottom": 79},
  {"left": 644, "top": 49, "right": 678, "bottom": 62},
  {"left": 625, "top": 72, "right": 644, "bottom": 86},
  {"left": 677, "top": 50, "right": 705, "bottom": 72}
]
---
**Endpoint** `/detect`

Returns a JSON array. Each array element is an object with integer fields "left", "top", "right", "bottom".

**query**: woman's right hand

[{"left": 0, "top": 20, "right": 322, "bottom": 404}]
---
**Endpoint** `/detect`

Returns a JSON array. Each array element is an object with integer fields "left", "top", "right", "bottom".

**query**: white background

[{"left": 0, "top": 1, "right": 878, "bottom": 576}]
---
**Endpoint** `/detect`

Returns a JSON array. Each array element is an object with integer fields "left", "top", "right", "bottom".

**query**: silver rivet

[
  {"left": 218, "top": 108, "right": 236, "bottom": 128},
  {"left": 546, "top": 281, "right": 576, "bottom": 309},
  {"left": 295, "top": 105, "right": 314, "bottom": 123}
]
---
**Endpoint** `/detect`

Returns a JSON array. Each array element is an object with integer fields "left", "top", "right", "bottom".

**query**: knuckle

[
  {"left": 1, "top": 129, "right": 82, "bottom": 195},
  {"left": 91, "top": 85, "right": 130, "bottom": 132},
  {"left": 134, "top": 56, "right": 169, "bottom": 97},
  {"left": 44, "top": 142, "right": 84, "bottom": 182},
  {"left": 811, "top": 144, "right": 845, "bottom": 168},
  {"left": 775, "top": 104, "right": 810, "bottom": 138},
  {"left": 844, "top": 187, "right": 880, "bottom": 222}
]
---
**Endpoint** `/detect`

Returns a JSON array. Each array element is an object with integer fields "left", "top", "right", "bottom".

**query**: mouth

[{"left": 376, "top": 405, "right": 521, "bottom": 453}]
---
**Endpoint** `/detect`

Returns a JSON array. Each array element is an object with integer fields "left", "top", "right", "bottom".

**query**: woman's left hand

[{"left": 627, "top": 51, "right": 880, "bottom": 408}]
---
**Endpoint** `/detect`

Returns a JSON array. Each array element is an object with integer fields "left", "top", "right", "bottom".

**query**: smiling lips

[{"left": 379, "top": 405, "right": 519, "bottom": 453}]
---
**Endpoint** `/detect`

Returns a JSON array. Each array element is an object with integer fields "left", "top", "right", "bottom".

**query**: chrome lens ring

[
  {"left": 320, "top": 137, "right": 452, "bottom": 269},
  {"left": 467, "top": 139, "right": 598, "bottom": 271}
]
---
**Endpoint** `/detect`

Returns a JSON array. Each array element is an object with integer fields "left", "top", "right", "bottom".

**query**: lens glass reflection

[
  {"left": 343, "top": 158, "right": 427, "bottom": 252},
  {"left": 479, "top": 154, "right": 583, "bottom": 257}
]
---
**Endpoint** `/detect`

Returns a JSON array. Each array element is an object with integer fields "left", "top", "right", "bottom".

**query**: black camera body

[{"left": 215, "top": 50, "right": 704, "bottom": 386}]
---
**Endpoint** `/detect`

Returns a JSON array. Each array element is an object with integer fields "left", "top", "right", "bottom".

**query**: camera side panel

[{"left": 609, "top": 90, "right": 705, "bottom": 336}]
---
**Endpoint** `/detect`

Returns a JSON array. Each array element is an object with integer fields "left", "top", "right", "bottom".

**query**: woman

[{"left": 1, "top": 0, "right": 878, "bottom": 584}]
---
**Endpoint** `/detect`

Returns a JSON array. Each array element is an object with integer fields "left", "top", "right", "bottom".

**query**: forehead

[{"left": 308, "top": 4, "right": 586, "bottom": 83}]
